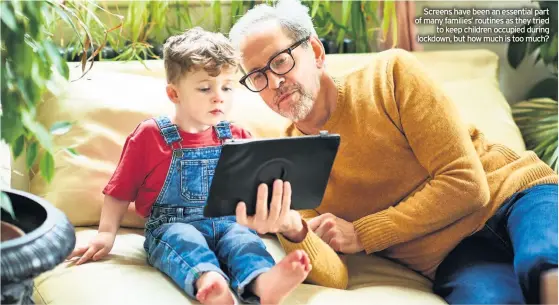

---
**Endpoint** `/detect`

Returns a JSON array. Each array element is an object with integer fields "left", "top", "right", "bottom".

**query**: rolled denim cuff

[
  {"left": 184, "top": 263, "right": 230, "bottom": 299},
  {"left": 235, "top": 267, "right": 272, "bottom": 303}
]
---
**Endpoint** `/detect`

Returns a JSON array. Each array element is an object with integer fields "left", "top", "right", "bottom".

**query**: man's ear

[
  {"left": 309, "top": 35, "right": 326, "bottom": 69},
  {"left": 166, "top": 84, "right": 179, "bottom": 104}
]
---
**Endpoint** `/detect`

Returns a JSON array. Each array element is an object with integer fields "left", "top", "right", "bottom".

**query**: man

[{"left": 229, "top": 0, "right": 558, "bottom": 303}]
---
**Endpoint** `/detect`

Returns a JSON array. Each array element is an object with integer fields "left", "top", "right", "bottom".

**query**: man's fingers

[
  {"left": 236, "top": 202, "right": 249, "bottom": 226},
  {"left": 330, "top": 239, "right": 341, "bottom": 252},
  {"left": 279, "top": 181, "right": 292, "bottom": 220},
  {"left": 270, "top": 180, "right": 283, "bottom": 213},
  {"left": 308, "top": 213, "right": 333, "bottom": 232},
  {"left": 67, "top": 247, "right": 88, "bottom": 260},
  {"left": 268, "top": 189, "right": 281, "bottom": 226},
  {"left": 307, "top": 218, "right": 320, "bottom": 232},
  {"left": 76, "top": 246, "right": 97, "bottom": 265},
  {"left": 323, "top": 229, "right": 337, "bottom": 246},
  {"left": 314, "top": 220, "right": 335, "bottom": 239},
  {"left": 255, "top": 183, "right": 269, "bottom": 223}
]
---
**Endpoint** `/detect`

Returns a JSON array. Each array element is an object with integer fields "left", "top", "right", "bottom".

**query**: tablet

[{"left": 203, "top": 131, "right": 340, "bottom": 218}]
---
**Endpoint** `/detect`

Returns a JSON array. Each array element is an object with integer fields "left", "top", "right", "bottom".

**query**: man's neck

[{"left": 294, "top": 74, "right": 338, "bottom": 135}]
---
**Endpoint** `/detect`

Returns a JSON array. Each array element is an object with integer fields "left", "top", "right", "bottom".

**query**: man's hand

[
  {"left": 308, "top": 213, "right": 364, "bottom": 254},
  {"left": 236, "top": 179, "right": 304, "bottom": 240},
  {"left": 66, "top": 232, "right": 116, "bottom": 265}
]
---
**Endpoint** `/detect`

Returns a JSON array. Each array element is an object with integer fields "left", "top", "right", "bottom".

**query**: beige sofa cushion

[
  {"left": 26, "top": 49, "right": 525, "bottom": 229},
  {"left": 34, "top": 227, "right": 445, "bottom": 305}
]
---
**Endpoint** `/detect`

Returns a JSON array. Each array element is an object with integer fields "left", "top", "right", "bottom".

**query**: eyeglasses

[{"left": 239, "top": 36, "right": 310, "bottom": 92}]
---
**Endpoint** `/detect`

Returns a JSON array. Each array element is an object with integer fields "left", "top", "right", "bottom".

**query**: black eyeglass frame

[{"left": 239, "top": 36, "right": 311, "bottom": 92}]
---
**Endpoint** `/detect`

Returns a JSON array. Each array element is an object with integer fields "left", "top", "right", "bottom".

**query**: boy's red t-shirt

[{"left": 102, "top": 119, "right": 252, "bottom": 217}]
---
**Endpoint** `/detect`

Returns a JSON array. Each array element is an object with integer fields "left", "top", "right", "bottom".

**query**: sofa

[{"left": 8, "top": 49, "right": 528, "bottom": 304}]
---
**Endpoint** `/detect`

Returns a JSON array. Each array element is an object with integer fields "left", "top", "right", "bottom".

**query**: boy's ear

[{"left": 166, "top": 84, "right": 179, "bottom": 104}]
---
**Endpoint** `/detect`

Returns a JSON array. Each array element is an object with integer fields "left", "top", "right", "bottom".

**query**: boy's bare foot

[
  {"left": 252, "top": 250, "right": 312, "bottom": 305},
  {"left": 195, "top": 271, "right": 234, "bottom": 305}
]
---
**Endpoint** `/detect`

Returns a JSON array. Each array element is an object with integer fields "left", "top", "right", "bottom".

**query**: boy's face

[{"left": 166, "top": 66, "right": 237, "bottom": 129}]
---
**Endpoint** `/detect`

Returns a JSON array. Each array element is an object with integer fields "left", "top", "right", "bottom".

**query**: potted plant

[
  {"left": 507, "top": 0, "right": 557, "bottom": 171},
  {"left": 0, "top": 1, "right": 108, "bottom": 303}
]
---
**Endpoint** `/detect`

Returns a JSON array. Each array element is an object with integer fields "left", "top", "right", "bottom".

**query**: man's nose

[{"left": 266, "top": 70, "right": 284, "bottom": 90}]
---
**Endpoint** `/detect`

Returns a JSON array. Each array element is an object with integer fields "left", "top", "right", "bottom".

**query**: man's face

[{"left": 239, "top": 23, "right": 321, "bottom": 122}]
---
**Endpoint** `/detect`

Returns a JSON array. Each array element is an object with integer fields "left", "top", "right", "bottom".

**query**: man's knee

[
  {"left": 435, "top": 280, "right": 524, "bottom": 304},
  {"left": 515, "top": 247, "right": 558, "bottom": 280}
]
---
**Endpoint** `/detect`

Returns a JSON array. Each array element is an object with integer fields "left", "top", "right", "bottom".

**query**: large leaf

[
  {"left": 26, "top": 141, "right": 38, "bottom": 169},
  {"left": 541, "top": 34, "right": 558, "bottom": 68},
  {"left": 212, "top": 0, "right": 222, "bottom": 31},
  {"left": 507, "top": 22, "right": 532, "bottom": 69},
  {"left": 1, "top": 1, "right": 17, "bottom": 32},
  {"left": 44, "top": 40, "right": 69, "bottom": 79},
  {"left": 0, "top": 100, "right": 24, "bottom": 145},
  {"left": 39, "top": 151, "right": 55, "bottom": 183},
  {"left": 50, "top": 120, "right": 73, "bottom": 135},
  {"left": 526, "top": 77, "right": 558, "bottom": 100},
  {"left": 381, "top": 1, "right": 395, "bottom": 44},
  {"left": 513, "top": 98, "right": 558, "bottom": 171},
  {"left": 310, "top": 0, "right": 320, "bottom": 18},
  {"left": 64, "top": 147, "right": 79, "bottom": 156},
  {"left": 21, "top": 110, "right": 54, "bottom": 153},
  {"left": 335, "top": 0, "right": 352, "bottom": 52},
  {"left": 12, "top": 134, "right": 25, "bottom": 160},
  {"left": 0, "top": 191, "right": 15, "bottom": 220},
  {"left": 538, "top": 1, "right": 558, "bottom": 32}
]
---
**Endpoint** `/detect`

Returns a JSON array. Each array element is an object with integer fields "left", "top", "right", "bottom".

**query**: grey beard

[{"left": 278, "top": 87, "right": 314, "bottom": 122}]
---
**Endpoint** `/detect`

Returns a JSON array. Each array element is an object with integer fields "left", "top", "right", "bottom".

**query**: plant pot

[
  {"left": 320, "top": 37, "right": 338, "bottom": 54},
  {"left": 342, "top": 38, "right": 356, "bottom": 54},
  {"left": 101, "top": 46, "right": 117, "bottom": 60},
  {"left": 1, "top": 189, "right": 76, "bottom": 305},
  {"left": 63, "top": 45, "right": 103, "bottom": 62},
  {"left": 152, "top": 44, "right": 164, "bottom": 59}
]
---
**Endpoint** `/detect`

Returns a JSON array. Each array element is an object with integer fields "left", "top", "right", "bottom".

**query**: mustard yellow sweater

[{"left": 277, "top": 49, "right": 558, "bottom": 289}]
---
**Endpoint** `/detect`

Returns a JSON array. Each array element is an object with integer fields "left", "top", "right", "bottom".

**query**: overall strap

[
  {"left": 153, "top": 116, "right": 182, "bottom": 147},
  {"left": 214, "top": 121, "right": 233, "bottom": 141}
]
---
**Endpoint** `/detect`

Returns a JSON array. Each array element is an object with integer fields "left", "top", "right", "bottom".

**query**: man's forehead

[{"left": 239, "top": 24, "right": 290, "bottom": 71}]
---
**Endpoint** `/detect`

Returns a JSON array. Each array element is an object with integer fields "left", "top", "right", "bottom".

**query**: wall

[{"left": 414, "top": 0, "right": 554, "bottom": 104}]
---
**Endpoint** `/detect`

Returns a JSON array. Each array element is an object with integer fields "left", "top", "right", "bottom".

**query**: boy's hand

[
  {"left": 236, "top": 179, "right": 303, "bottom": 238},
  {"left": 67, "top": 232, "right": 116, "bottom": 265}
]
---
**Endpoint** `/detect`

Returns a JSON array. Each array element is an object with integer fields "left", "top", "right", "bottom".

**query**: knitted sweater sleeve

[{"left": 276, "top": 209, "right": 349, "bottom": 289}]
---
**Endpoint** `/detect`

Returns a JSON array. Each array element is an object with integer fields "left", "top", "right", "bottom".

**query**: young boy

[{"left": 67, "top": 27, "right": 311, "bottom": 305}]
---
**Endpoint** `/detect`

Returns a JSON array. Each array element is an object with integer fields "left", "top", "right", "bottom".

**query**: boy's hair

[{"left": 163, "top": 27, "right": 239, "bottom": 84}]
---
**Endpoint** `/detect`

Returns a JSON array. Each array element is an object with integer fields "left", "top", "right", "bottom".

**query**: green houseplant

[
  {"left": 507, "top": 0, "right": 558, "bottom": 171},
  {"left": 0, "top": 1, "right": 110, "bottom": 303},
  {"left": 56, "top": 0, "right": 399, "bottom": 64}
]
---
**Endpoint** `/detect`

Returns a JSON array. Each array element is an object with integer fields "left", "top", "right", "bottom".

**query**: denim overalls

[{"left": 143, "top": 116, "right": 275, "bottom": 302}]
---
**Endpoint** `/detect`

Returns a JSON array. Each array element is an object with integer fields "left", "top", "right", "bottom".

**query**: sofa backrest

[{"left": 11, "top": 50, "right": 525, "bottom": 228}]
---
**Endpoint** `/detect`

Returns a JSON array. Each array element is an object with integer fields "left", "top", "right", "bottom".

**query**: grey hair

[{"left": 229, "top": 0, "right": 317, "bottom": 51}]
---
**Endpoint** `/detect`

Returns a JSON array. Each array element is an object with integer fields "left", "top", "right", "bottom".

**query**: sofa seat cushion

[{"left": 33, "top": 227, "right": 445, "bottom": 305}]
